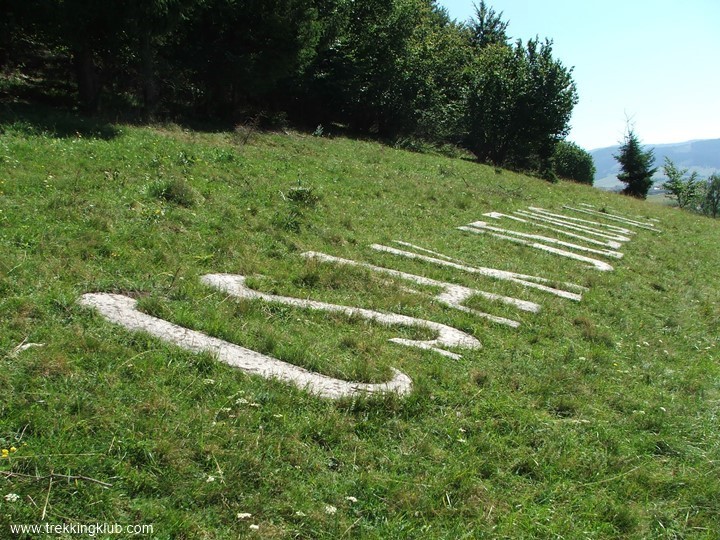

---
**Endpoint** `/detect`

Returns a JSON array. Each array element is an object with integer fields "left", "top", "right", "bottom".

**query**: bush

[{"left": 553, "top": 140, "right": 595, "bottom": 185}]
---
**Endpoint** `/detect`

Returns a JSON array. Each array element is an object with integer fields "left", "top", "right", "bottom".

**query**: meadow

[{"left": 1, "top": 107, "right": 719, "bottom": 538}]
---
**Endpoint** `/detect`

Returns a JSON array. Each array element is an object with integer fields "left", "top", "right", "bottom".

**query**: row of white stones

[
  {"left": 458, "top": 205, "right": 659, "bottom": 273},
  {"left": 79, "top": 204, "right": 658, "bottom": 399}
]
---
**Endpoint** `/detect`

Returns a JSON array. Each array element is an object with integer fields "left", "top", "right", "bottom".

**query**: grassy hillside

[{"left": 1, "top": 107, "right": 719, "bottom": 539}]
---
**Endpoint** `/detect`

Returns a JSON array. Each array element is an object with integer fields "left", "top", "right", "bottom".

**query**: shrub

[{"left": 553, "top": 140, "right": 595, "bottom": 185}]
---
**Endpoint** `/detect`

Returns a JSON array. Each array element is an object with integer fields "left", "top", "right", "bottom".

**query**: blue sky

[{"left": 437, "top": 0, "right": 720, "bottom": 150}]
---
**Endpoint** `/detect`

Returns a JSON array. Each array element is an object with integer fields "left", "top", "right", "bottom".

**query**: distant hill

[{"left": 591, "top": 138, "right": 720, "bottom": 190}]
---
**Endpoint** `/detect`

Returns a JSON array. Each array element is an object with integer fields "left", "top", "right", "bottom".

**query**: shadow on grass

[{"left": 0, "top": 103, "right": 121, "bottom": 140}]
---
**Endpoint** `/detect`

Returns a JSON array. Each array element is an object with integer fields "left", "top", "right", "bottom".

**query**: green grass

[{"left": 1, "top": 106, "right": 719, "bottom": 538}]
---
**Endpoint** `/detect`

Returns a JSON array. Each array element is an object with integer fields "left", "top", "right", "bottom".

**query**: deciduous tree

[
  {"left": 465, "top": 38, "right": 577, "bottom": 176},
  {"left": 662, "top": 157, "right": 701, "bottom": 209}
]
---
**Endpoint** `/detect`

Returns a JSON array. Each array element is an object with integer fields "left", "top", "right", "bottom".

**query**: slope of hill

[
  {"left": 1, "top": 107, "right": 719, "bottom": 538},
  {"left": 592, "top": 138, "right": 720, "bottom": 189}
]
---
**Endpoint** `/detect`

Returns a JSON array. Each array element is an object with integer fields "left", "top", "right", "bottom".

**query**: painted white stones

[
  {"left": 454, "top": 203, "right": 663, "bottom": 273},
  {"left": 458, "top": 224, "right": 615, "bottom": 271},
  {"left": 200, "top": 274, "right": 481, "bottom": 358},
  {"left": 562, "top": 205, "right": 661, "bottom": 232},
  {"left": 465, "top": 221, "right": 624, "bottom": 259},
  {"left": 302, "top": 251, "right": 539, "bottom": 320},
  {"left": 461, "top": 204, "right": 660, "bottom": 276},
  {"left": 79, "top": 201, "right": 654, "bottom": 400},
  {"left": 529, "top": 207, "right": 634, "bottom": 236},
  {"left": 514, "top": 210, "right": 631, "bottom": 244},
  {"left": 370, "top": 242, "right": 585, "bottom": 301},
  {"left": 78, "top": 293, "right": 413, "bottom": 399},
  {"left": 483, "top": 211, "right": 623, "bottom": 250}
]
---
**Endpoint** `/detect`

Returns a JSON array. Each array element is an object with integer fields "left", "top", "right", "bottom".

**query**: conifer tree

[{"left": 614, "top": 128, "right": 656, "bottom": 198}]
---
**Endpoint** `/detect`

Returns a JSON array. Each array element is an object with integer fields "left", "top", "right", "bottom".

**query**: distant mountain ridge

[{"left": 591, "top": 138, "right": 720, "bottom": 190}]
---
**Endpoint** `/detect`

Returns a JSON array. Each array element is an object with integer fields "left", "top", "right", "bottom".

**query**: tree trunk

[{"left": 73, "top": 47, "right": 100, "bottom": 114}]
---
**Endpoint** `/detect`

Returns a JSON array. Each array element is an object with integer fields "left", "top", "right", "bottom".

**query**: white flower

[
  {"left": 206, "top": 475, "right": 216, "bottom": 483},
  {"left": 324, "top": 505, "right": 337, "bottom": 515},
  {"left": 249, "top": 524, "right": 260, "bottom": 531},
  {"left": 4, "top": 493, "right": 19, "bottom": 502},
  {"left": 203, "top": 379, "right": 216, "bottom": 385},
  {"left": 294, "top": 511, "right": 307, "bottom": 517},
  {"left": 237, "top": 512, "right": 252, "bottom": 520},
  {"left": 344, "top": 496, "right": 358, "bottom": 503}
]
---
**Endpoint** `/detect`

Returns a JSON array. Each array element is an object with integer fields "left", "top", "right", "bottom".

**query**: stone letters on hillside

[{"left": 80, "top": 205, "right": 658, "bottom": 399}]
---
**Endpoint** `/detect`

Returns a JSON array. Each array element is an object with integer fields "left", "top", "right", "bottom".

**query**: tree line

[{"left": 1, "top": 0, "right": 595, "bottom": 182}]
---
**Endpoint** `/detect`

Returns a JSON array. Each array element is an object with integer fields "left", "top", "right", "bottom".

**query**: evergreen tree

[
  {"left": 614, "top": 128, "right": 656, "bottom": 198},
  {"left": 469, "top": 1, "right": 509, "bottom": 49}
]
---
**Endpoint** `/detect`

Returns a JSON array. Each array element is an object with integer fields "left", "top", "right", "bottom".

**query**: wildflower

[
  {"left": 294, "top": 511, "right": 307, "bottom": 517},
  {"left": 344, "top": 496, "right": 358, "bottom": 503},
  {"left": 324, "top": 505, "right": 337, "bottom": 515},
  {"left": 206, "top": 475, "right": 216, "bottom": 483},
  {"left": 10, "top": 447, "right": 17, "bottom": 453},
  {"left": 249, "top": 524, "right": 260, "bottom": 531},
  {"left": 1, "top": 449, "right": 8, "bottom": 458},
  {"left": 4, "top": 493, "right": 19, "bottom": 502},
  {"left": 237, "top": 513, "right": 252, "bottom": 520}
]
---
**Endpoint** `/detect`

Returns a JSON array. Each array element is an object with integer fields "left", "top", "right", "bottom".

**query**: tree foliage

[
  {"left": 469, "top": 0, "right": 508, "bottom": 49},
  {"left": 702, "top": 174, "right": 720, "bottom": 218},
  {"left": 465, "top": 38, "right": 577, "bottom": 176},
  {"left": 553, "top": 140, "right": 595, "bottom": 184},
  {"left": 662, "top": 157, "right": 701, "bottom": 209},
  {"left": 614, "top": 128, "right": 657, "bottom": 199},
  {"left": 5, "top": 0, "right": 579, "bottom": 178}
]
